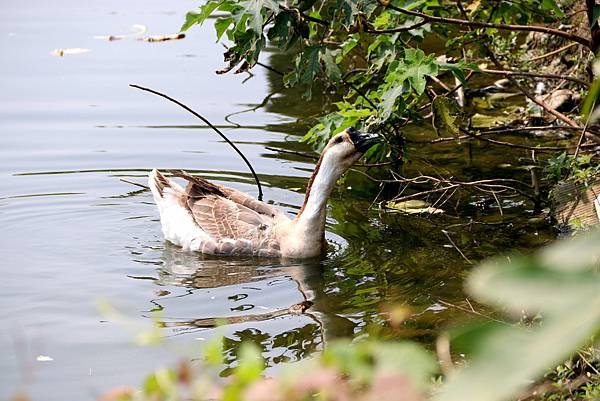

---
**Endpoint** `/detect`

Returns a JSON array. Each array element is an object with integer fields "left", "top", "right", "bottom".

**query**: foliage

[
  {"left": 95, "top": 230, "right": 600, "bottom": 401},
  {"left": 545, "top": 152, "right": 600, "bottom": 185},
  {"left": 181, "top": 0, "right": 580, "bottom": 160}
]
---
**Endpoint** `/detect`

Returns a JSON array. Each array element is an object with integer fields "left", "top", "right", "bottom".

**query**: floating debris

[
  {"left": 139, "top": 33, "right": 185, "bottom": 42},
  {"left": 94, "top": 24, "right": 147, "bottom": 41},
  {"left": 51, "top": 48, "right": 90, "bottom": 57},
  {"left": 536, "top": 88, "right": 581, "bottom": 113},
  {"left": 384, "top": 200, "right": 444, "bottom": 215}
]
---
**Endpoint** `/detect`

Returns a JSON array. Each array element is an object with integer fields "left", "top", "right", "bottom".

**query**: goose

[{"left": 148, "top": 127, "right": 378, "bottom": 258}]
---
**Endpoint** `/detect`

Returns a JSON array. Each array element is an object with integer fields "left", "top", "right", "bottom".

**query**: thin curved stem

[{"left": 130, "top": 84, "right": 264, "bottom": 200}]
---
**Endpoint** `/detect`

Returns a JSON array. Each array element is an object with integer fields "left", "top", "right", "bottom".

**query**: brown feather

[{"left": 168, "top": 170, "right": 283, "bottom": 257}]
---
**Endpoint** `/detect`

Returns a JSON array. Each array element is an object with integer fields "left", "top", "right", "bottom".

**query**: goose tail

[
  {"left": 148, "top": 169, "right": 182, "bottom": 202},
  {"left": 148, "top": 168, "right": 206, "bottom": 249}
]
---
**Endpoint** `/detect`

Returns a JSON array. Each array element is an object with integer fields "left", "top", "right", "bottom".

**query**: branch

[
  {"left": 459, "top": 127, "right": 596, "bottom": 152},
  {"left": 278, "top": 5, "right": 330, "bottom": 27},
  {"left": 129, "top": 84, "right": 264, "bottom": 201},
  {"left": 483, "top": 49, "right": 580, "bottom": 127},
  {"left": 367, "top": 19, "right": 429, "bottom": 34},
  {"left": 379, "top": 2, "right": 592, "bottom": 49},
  {"left": 477, "top": 68, "right": 589, "bottom": 87},
  {"left": 525, "top": 42, "right": 578, "bottom": 62},
  {"left": 406, "top": 125, "right": 600, "bottom": 147}
]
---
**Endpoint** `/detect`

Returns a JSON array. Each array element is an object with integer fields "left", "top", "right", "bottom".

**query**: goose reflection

[{"left": 133, "top": 246, "right": 355, "bottom": 367}]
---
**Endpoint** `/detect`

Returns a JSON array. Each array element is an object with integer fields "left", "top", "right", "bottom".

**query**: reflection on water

[{"left": 133, "top": 246, "right": 356, "bottom": 367}]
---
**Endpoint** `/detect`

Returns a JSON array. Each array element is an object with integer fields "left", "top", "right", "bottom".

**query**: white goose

[{"left": 148, "top": 127, "right": 377, "bottom": 258}]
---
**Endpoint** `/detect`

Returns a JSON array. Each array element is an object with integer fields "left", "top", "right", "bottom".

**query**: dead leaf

[
  {"left": 51, "top": 48, "right": 90, "bottom": 57},
  {"left": 385, "top": 200, "right": 444, "bottom": 215},
  {"left": 139, "top": 33, "right": 185, "bottom": 42},
  {"left": 94, "top": 24, "right": 147, "bottom": 41}
]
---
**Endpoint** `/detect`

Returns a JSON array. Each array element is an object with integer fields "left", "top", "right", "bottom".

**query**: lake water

[{"left": 0, "top": 1, "right": 555, "bottom": 400}]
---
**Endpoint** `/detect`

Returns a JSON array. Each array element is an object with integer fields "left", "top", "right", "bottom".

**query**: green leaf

[
  {"left": 541, "top": 0, "right": 564, "bottom": 17},
  {"left": 337, "top": 33, "right": 360, "bottom": 63},
  {"left": 368, "top": 342, "right": 438, "bottom": 388},
  {"left": 468, "top": 259, "right": 600, "bottom": 314},
  {"left": 436, "top": 230, "right": 600, "bottom": 401},
  {"left": 203, "top": 335, "right": 224, "bottom": 365},
  {"left": 379, "top": 82, "right": 406, "bottom": 121},
  {"left": 321, "top": 49, "right": 341, "bottom": 82},
  {"left": 142, "top": 368, "right": 177, "bottom": 397},
  {"left": 437, "top": 299, "right": 600, "bottom": 401},
  {"left": 181, "top": 1, "right": 221, "bottom": 31},
  {"left": 235, "top": 0, "right": 279, "bottom": 34},
  {"left": 240, "top": 0, "right": 265, "bottom": 33},
  {"left": 403, "top": 48, "right": 438, "bottom": 94},
  {"left": 431, "top": 96, "right": 459, "bottom": 137},
  {"left": 267, "top": 10, "right": 296, "bottom": 49},
  {"left": 300, "top": 45, "right": 322, "bottom": 85},
  {"left": 235, "top": 342, "right": 265, "bottom": 384},
  {"left": 215, "top": 16, "right": 234, "bottom": 40},
  {"left": 593, "top": 4, "right": 600, "bottom": 28}
]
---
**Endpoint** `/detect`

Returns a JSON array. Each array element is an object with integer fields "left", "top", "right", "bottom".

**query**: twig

[
  {"left": 525, "top": 42, "right": 578, "bottom": 62},
  {"left": 575, "top": 98, "right": 596, "bottom": 158},
  {"left": 436, "top": 333, "right": 455, "bottom": 378},
  {"left": 224, "top": 90, "right": 278, "bottom": 127},
  {"left": 379, "top": 2, "right": 592, "bottom": 49},
  {"left": 256, "top": 61, "right": 285, "bottom": 76},
  {"left": 266, "top": 146, "right": 400, "bottom": 168},
  {"left": 119, "top": 178, "right": 150, "bottom": 190},
  {"left": 278, "top": 4, "right": 330, "bottom": 27},
  {"left": 490, "top": 189, "right": 504, "bottom": 216},
  {"left": 129, "top": 84, "right": 264, "bottom": 201},
  {"left": 465, "top": 298, "right": 476, "bottom": 313},
  {"left": 477, "top": 68, "right": 588, "bottom": 87},
  {"left": 367, "top": 19, "right": 429, "bottom": 34},
  {"left": 344, "top": 78, "right": 379, "bottom": 110},
  {"left": 484, "top": 50, "right": 580, "bottom": 128},
  {"left": 438, "top": 299, "right": 507, "bottom": 324},
  {"left": 265, "top": 146, "right": 317, "bottom": 159},
  {"left": 518, "top": 374, "right": 590, "bottom": 401},
  {"left": 441, "top": 229, "right": 473, "bottom": 264},
  {"left": 459, "top": 127, "right": 596, "bottom": 152}
]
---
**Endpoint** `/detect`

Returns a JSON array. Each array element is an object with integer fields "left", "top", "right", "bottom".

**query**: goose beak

[{"left": 347, "top": 128, "right": 379, "bottom": 153}]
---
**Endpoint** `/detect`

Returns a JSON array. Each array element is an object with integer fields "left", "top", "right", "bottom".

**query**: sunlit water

[{"left": 0, "top": 1, "right": 556, "bottom": 400}]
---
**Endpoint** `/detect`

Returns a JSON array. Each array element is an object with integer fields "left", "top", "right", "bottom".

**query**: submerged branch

[{"left": 477, "top": 68, "right": 589, "bottom": 87}]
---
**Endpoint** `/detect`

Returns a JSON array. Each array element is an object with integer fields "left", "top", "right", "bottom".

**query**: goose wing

[
  {"left": 188, "top": 194, "right": 271, "bottom": 241},
  {"left": 169, "top": 170, "right": 282, "bottom": 256}
]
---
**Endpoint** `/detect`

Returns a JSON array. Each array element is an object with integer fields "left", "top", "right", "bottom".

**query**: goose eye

[{"left": 334, "top": 136, "right": 343, "bottom": 144}]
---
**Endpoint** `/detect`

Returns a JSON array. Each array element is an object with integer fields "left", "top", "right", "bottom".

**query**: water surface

[{"left": 0, "top": 1, "right": 555, "bottom": 400}]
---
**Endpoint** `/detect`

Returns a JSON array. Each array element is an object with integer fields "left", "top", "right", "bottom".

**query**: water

[{"left": 0, "top": 1, "right": 556, "bottom": 400}]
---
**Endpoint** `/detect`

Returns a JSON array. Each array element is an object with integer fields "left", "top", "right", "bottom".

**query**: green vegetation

[{"left": 180, "top": 0, "right": 600, "bottom": 212}]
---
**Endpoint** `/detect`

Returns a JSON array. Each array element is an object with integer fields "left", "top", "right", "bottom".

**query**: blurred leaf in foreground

[{"left": 436, "top": 230, "right": 600, "bottom": 401}]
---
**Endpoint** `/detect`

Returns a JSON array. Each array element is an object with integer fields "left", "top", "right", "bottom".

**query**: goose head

[
  {"left": 318, "top": 127, "right": 379, "bottom": 177},
  {"left": 294, "top": 126, "right": 378, "bottom": 241}
]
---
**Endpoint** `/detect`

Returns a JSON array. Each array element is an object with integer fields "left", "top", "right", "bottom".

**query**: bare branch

[
  {"left": 130, "top": 84, "right": 264, "bottom": 200},
  {"left": 477, "top": 68, "right": 589, "bottom": 87}
]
